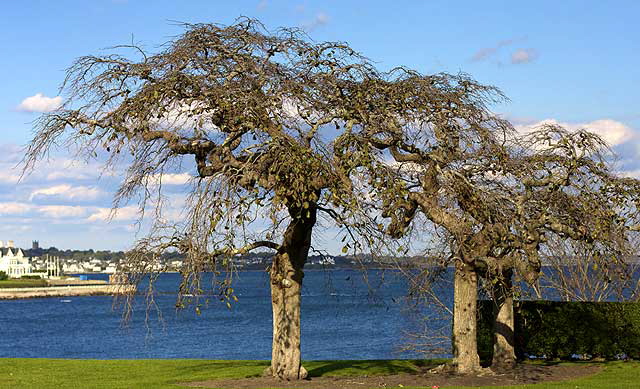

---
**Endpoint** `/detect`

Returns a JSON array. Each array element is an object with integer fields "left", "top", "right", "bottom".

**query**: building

[{"left": 0, "top": 240, "right": 34, "bottom": 278}]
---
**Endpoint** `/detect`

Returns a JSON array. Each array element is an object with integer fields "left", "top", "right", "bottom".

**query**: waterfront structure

[
  {"left": 0, "top": 240, "right": 34, "bottom": 277},
  {"left": 46, "top": 255, "right": 61, "bottom": 278}
]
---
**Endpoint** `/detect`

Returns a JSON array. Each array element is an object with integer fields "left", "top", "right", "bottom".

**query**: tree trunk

[
  {"left": 452, "top": 260, "right": 481, "bottom": 373},
  {"left": 265, "top": 204, "right": 317, "bottom": 380},
  {"left": 492, "top": 269, "right": 516, "bottom": 369}
]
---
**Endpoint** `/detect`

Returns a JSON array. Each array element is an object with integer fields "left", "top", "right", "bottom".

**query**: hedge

[{"left": 477, "top": 300, "right": 640, "bottom": 361}]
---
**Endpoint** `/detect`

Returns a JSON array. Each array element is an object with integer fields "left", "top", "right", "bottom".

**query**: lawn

[
  {"left": 0, "top": 279, "right": 48, "bottom": 288},
  {"left": 0, "top": 359, "right": 637, "bottom": 388},
  {"left": 451, "top": 361, "right": 640, "bottom": 389}
]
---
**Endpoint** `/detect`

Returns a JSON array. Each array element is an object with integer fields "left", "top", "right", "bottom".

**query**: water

[
  {"left": 3, "top": 266, "right": 636, "bottom": 360},
  {"left": 0, "top": 269, "right": 428, "bottom": 360}
]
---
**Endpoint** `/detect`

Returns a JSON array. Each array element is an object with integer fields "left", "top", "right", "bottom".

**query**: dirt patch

[{"left": 181, "top": 363, "right": 601, "bottom": 388}]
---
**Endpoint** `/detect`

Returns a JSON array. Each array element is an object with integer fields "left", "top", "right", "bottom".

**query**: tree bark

[
  {"left": 491, "top": 269, "right": 516, "bottom": 369},
  {"left": 264, "top": 205, "right": 317, "bottom": 380},
  {"left": 452, "top": 260, "right": 481, "bottom": 373}
]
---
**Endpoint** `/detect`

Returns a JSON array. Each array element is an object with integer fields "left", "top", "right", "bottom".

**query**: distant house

[
  {"left": 63, "top": 262, "right": 84, "bottom": 273},
  {"left": 0, "top": 240, "right": 34, "bottom": 278}
]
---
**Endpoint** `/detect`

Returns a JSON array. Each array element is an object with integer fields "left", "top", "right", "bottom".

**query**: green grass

[
  {"left": 0, "top": 279, "right": 48, "bottom": 288},
  {"left": 0, "top": 359, "right": 268, "bottom": 389},
  {"left": 442, "top": 361, "right": 640, "bottom": 389},
  {"left": 0, "top": 359, "right": 637, "bottom": 389}
]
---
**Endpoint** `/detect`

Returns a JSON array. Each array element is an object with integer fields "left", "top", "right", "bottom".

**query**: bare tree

[
  {"left": 481, "top": 126, "right": 640, "bottom": 368},
  {"left": 356, "top": 99, "right": 640, "bottom": 373},
  {"left": 24, "top": 19, "right": 385, "bottom": 380},
  {"left": 342, "top": 71, "right": 516, "bottom": 373}
]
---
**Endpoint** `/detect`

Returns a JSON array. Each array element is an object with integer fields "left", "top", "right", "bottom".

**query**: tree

[
  {"left": 25, "top": 19, "right": 380, "bottom": 380},
  {"left": 343, "top": 72, "right": 517, "bottom": 373},
  {"left": 480, "top": 125, "right": 640, "bottom": 368},
  {"left": 346, "top": 77, "right": 640, "bottom": 371},
  {"left": 315, "top": 68, "right": 529, "bottom": 372}
]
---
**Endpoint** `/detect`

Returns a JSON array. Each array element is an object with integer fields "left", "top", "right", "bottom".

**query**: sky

[{"left": 0, "top": 0, "right": 638, "bottom": 251}]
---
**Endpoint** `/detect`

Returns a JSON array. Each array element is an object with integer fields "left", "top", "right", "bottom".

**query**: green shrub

[
  {"left": 0, "top": 271, "right": 7, "bottom": 281},
  {"left": 478, "top": 300, "right": 640, "bottom": 361},
  {"left": 20, "top": 275, "right": 42, "bottom": 279},
  {"left": 476, "top": 300, "right": 496, "bottom": 363}
]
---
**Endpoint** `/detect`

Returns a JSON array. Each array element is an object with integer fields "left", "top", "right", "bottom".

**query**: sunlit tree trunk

[
  {"left": 265, "top": 205, "right": 316, "bottom": 380},
  {"left": 492, "top": 269, "right": 516, "bottom": 369},
  {"left": 452, "top": 260, "right": 481, "bottom": 373}
]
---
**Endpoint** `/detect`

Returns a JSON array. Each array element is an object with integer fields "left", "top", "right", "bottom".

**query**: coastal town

[
  {"left": 4, "top": 239, "right": 639, "bottom": 280},
  {"left": 0, "top": 239, "right": 136, "bottom": 299},
  {"left": 0, "top": 239, "right": 120, "bottom": 277},
  {"left": 0, "top": 238, "right": 375, "bottom": 279},
  {"left": 0, "top": 238, "right": 364, "bottom": 300}
]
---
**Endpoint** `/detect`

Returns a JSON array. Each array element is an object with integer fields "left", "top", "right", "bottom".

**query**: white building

[
  {"left": 0, "top": 240, "right": 34, "bottom": 278},
  {"left": 63, "top": 262, "right": 84, "bottom": 273}
]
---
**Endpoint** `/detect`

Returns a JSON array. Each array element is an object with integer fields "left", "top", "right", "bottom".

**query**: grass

[
  {"left": 444, "top": 361, "right": 640, "bottom": 389},
  {"left": 0, "top": 359, "right": 637, "bottom": 388},
  {"left": 0, "top": 279, "right": 48, "bottom": 288},
  {"left": 0, "top": 359, "right": 269, "bottom": 389}
]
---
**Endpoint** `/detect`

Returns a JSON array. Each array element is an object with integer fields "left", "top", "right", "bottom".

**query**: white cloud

[
  {"left": 0, "top": 202, "right": 94, "bottom": 219},
  {"left": 29, "top": 184, "right": 102, "bottom": 202},
  {"left": 38, "top": 205, "right": 92, "bottom": 218},
  {"left": 471, "top": 39, "right": 515, "bottom": 62},
  {"left": 17, "top": 93, "right": 63, "bottom": 113},
  {"left": 621, "top": 170, "right": 640, "bottom": 179},
  {"left": 0, "top": 172, "right": 21, "bottom": 184},
  {"left": 315, "top": 12, "right": 329, "bottom": 24},
  {"left": 46, "top": 171, "right": 91, "bottom": 181},
  {"left": 87, "top": 206, "right": 139, "bottom": 222},
  {"left": 41, "top": 158, "right": 117, "bottom": 181},
  {"left": 302, "top": 12, "right": 329, "bottom": 31},
  {"left": 0, "top": 225, "right": 31, "bottom": 233},
  {"left": 152, "top": 173, "right": 192, "bottom": 185},
  {"left": 515, "top": 118, "right": 635, "bottom": 147},
  {"left": 150, "top": 100, "right": 222, "bottom": 133},
  {"left": 0, "top": 202, "right": 33, "bottom": 215},
  {"left": 0, "top": 144, "right": 23, "bottom": 163},
  {"left": 585, "top": 119, "right": 636, "bottom": 146},
  {"left": 9, "top": 154, "right": 107, "bottom": 184},
  {"left": 511, "top": 48, "right": 538, "bottom": 64}
]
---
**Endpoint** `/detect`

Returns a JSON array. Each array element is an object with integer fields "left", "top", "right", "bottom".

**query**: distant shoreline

[{"left": 0, "top": 284, "right": 133, "bottom": 299}]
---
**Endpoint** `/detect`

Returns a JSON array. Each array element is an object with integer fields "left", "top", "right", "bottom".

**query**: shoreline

[{"left": 0, "top": 284, "right": 134, "bottom": 299}]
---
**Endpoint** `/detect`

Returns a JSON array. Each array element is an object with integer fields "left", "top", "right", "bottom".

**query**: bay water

[{"left": 0, "top": 269, "right": 430, "bottom": 360}]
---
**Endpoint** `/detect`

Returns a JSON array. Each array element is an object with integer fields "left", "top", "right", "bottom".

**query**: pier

[{"left": 0, "top": 283, "right": 134, "bottom": 299}]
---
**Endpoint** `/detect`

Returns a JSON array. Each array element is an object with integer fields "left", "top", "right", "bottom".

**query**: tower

[{"left": 32, "top": 241, "right": 39, "bottom": 250}]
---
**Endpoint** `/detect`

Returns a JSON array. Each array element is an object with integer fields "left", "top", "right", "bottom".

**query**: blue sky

[{"left": 0, "top": 0, "right": 638, "bottom": 251}]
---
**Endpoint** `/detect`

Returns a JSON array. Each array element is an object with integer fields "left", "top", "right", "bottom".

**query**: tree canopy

[{"left": 356, "top": 108, "right": 640, "bottom": 370}]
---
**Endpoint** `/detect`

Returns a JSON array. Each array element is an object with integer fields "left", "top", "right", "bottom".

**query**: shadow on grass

[
  {"left": 306, "top": 359, "right": 446, "bottom": 378},
  {"left": 161, "top": 360, "right": 270, "bottom": 379}
]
